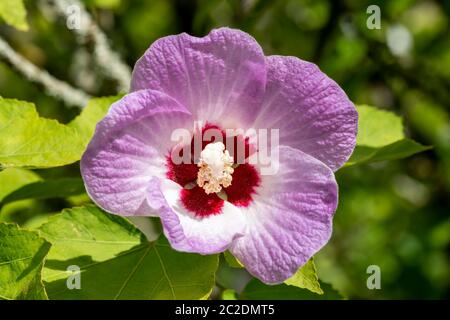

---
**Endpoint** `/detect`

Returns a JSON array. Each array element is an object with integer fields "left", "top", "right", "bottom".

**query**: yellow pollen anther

[{"left": 197, "top": 142, "right": 234, "bottom": 194}]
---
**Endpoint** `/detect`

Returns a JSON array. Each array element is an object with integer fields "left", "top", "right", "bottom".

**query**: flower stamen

[{"left": 197, "top": 142, "right": 234, "bottom": 194}]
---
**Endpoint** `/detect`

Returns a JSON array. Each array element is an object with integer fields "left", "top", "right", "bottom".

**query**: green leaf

[
  {"left": 347, "top": 105, "right": 431, "bottom": 166},
  {"left": 0, "top": 168, "right": 41, "bottom": 223},
  {"left": 347, "top": 138, "right": 432, "bottom": 166},
  {"left": 241, "top": 279, "right": 343, "bottom": 300},
  {"left": 0, "top": 223, "right": 51, "bottom": 300},
  {"left": 284, "top": 258, "right": 323, "bottom": 294},
  {"left": 0, "top": 96, "right": 119, "bottom": 169},
  {"left": 68, "top": 95, "right": 120, "bottom": 144},
  {"left": 0, "top": 168, "right": 41, "bottom": 202},
  {"left": 223, "top": 251, "right": 243, "bottom": 268},
  {"left": 221, "top": 289, "right": 238, "bottom": 300},
  {"left": 0, "top": 178, "right": 86, "bottom": 207},
  {"left": 0, "top": 98, "right": 85, "bottom": 169},
  {"left": 83, "top": 0, "right": 122, "bottom": 9},
  {"left": 38, "top": 206, "right": 219, "bottom": 300},
  {"left": 356, "top": 105, "right": 404, "bottom": 147},
  {"left": 0, "top": 0, "right": 28, "bottom": 31}
]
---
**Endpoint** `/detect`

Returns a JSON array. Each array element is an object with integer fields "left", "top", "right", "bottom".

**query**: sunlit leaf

[
  {"left": 284, "top": 258, "right": 323, "bottom": 294},
  {"left": 347, "top": 105, "right": 431, "bottom": 166},
  {"left": 0, "top": 98, "right": 85, "bottom": 169},
  {"left": 221, "top": 289, "right": 238, "bottom": 300},
  {"left": 0, "top": 223, "right": 51, "bottom": 300},
  {"left": 0, "top": 0, "right": 28, "bottom": 31},
  {"left": 0, "top": 97, "right": 119, "bottom": 169},
  {"left": 356, "top": 105, "right": 404, "bottom": 147},
  {"left": 38, "top": 206, "right": 219, "bottom": 300},
  {"left": 83, "top": 0, "right": 122, "bottom": 10},
  {"left": 68, "top": 95, "right": 121, "bottom": 143}
]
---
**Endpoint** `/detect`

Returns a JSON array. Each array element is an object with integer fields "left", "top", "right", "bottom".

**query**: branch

[
  {"left": 0, "top": 35, "right": 91, "bottom": 108},
  {"left": 47, "top": 0, "right": 132, "bottom": 92}
]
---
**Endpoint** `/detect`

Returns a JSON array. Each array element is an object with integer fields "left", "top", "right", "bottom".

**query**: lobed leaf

[
  {"left": 0, "top": 96, "right": 120, "bottom": 169},
  {"left": 0, "top": 98, "right": 85, "bottom": 169},
  {"left": 38, "top": 205, "right": 219, "bottom": 300}
]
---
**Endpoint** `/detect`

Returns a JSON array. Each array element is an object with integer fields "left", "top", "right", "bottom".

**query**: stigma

[{"left": 197, "top": 142, "right": 234, "bottom": 194}]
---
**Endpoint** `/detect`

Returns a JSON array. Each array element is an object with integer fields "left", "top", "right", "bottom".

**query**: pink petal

[
  {"left": 253, "top": 56, "right": 358, "bottom": 171},
  {"left": 131, "top": 27, "right": 266, "bottom": 128},
  {"left": 81, "top": 89, "right": 193, "bottom": 216},
  {"left": 147, "top": 178, "right": 247, "bottom": 254},
  {"left": 230, "top": 146, "right": 338, "bottom": 284}
]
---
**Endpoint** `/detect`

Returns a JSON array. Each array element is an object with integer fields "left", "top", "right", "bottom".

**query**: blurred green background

[{"left": 0, "top": 0, "right": 449, "bottom": 299}]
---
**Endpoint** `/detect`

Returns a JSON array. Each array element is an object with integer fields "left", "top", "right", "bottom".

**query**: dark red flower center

[{"left": 166, "top": 124, "right": 260, "bottom": 217}]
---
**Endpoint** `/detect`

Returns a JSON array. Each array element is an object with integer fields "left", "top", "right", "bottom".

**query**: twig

[
  {"left": 0, "top": 35, "right": 91, "bottom": 108},
  {"left": 47, "top": 0, "right": 131, "bottom": 92}
]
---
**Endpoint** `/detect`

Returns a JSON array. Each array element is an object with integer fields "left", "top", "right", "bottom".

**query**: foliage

[
  {"left": 0, "top": 224, "right": 50, "bottom": 300},
  {"left": 347, "top": 105, "right": 431, "bottom": 166},
  {"left": 0, "top": 0, "right": 448, "bottom": 300},
  {"left": 0, "top": 98, "right": 85, "bottom": 168},
  {"left": 0, "top": 0, "right": 28, "bottom": 31},
  {"left": 39, "top": 206, "right": 218, "bottom": 300}
]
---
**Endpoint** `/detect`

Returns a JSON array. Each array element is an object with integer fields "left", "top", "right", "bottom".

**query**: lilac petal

[
  {"left": 253, "top": 56, "right": 358, "bottom": 171},
  {"left": 131, "top": 27, "right": 266, "bottom": 128},
  {"left": 147, "top": 178, "right": 247, "bottom": 254},
  {"left": 81, "top": 89, "right": 193, "bottom": 216},
  {"left": 230, "top": 146, "right": 338, "bottom": 284}
]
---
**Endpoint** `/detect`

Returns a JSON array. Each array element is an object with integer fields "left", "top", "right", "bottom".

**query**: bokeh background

[{"left": 0, "top": 0, "right": 449, "bottom": 299}]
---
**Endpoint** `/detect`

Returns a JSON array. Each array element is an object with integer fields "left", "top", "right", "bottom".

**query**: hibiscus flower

[{"left": 81, "top": 27, "right": 358, "bottom": 284}]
